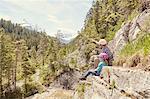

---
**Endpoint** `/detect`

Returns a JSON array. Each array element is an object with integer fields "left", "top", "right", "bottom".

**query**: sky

[{"left": 0, "top": 0, "right": 93, "bottom": 38}]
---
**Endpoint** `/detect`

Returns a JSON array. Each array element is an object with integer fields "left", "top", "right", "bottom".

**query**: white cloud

[
  {"left": 48, "top": 14, "right": 72, "bottom": 24},
  {"left": 0, "top": 0, "right": 92, "bottom": 38},
  {"left": 48, "top": 14, "right": 76, "bottom": 34},
  {"left": 48, "top": 15, "right": 60, "bottom": 24}
]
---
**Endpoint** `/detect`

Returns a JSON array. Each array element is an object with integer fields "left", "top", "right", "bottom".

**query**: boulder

[{"left": 74, "top": 66, "right": 150, "bottom": 99}]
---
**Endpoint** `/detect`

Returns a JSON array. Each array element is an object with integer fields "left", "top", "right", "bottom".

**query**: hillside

[
  {"left": 0, "top": 19, "right": 71, "bottom": 99},
  {"left": 60, "top": 0, "right": 150, "bottom": 71},
  {"left": 50, "top": 0, "right": 150, "bottom": 98}
]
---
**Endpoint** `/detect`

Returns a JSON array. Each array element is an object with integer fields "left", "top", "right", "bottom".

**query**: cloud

[
  {"left": 48, "top": 15, "right": 60, "bottom": 24},
  {"left": 0, "top": 0, "right": 92, "bottom": 38},
  {"left": 48, "top": 14, "right": 75, "bottom": 36},
  {"left": 48, "top": 14, "right": 72, "bottom": 24}
]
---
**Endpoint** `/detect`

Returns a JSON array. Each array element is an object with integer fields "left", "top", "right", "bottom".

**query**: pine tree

[
  {"left": 20, "top": 40, "right": 33, "bottom": 96},
  {"left": 13, "top": 40, "right": 21, "bottom": 90},
  {"left": 4, "top": 35, "right": 14, "bottom": 89},
  {"left": 30, "top": 46, "right": 38, "bottom": 68},
  {"left": 0, "top": 29, "right": 15, "bottom": 98},
  {"left": 0, "top": 29, "right": 4, "bottom": 98}
]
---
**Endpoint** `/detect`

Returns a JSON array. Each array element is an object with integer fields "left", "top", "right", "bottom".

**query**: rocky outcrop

[
  {"left": 74, "top": 66, "right": 150, "bottom": 99},
  {"left": 108, "top": 9, "right": 150, "bottom": 58},
  {"left": 26, "top": 88, "right": 73, "bottom": 99},
  {"left": 50, "top": 69, "right": 80, "bottom": 90},
  {"left": 64, "top": 50, "right": 87, "bottom": 69}
]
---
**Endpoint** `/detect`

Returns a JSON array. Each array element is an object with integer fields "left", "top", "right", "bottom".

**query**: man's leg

[
  {"left": 94, "top": 57, "right": 100, "bottom": 68},
  {"left": 108, "top": 59, "right": 113, "bottom": 66}
]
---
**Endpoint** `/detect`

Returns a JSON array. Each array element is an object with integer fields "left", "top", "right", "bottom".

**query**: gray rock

[
  {"left": 108, "top": 9, "right": 150, "bottom": 58},
  {"left": 74, "top": 66, "right": 150, "bottom": 99}
]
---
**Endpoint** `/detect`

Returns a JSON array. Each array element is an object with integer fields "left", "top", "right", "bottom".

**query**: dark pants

[{"left": 82, "top": 70, "right": 100, "bottom": 79}]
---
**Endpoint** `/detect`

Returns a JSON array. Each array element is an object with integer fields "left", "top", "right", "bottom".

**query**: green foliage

[
  {"left": 34, "top": 82, "right": 46, "bottom": 93},
  {"left": 69, "top": 0, "right": 140, "bottom": 56},
  {"left": 0, "top": 18, "right": 47, "bottom": 49},
  {"left": 110, "top": 79, "right": 117, "bottom": 90},
  {"left": 57, "top": 47, "right": 67, "bottom": 60},
  {"left": 39, "top": 66, "right": 55, "bottom": 86},
  {"left": 106, "top": 15, "right": 124, "bottom": 41},
  {"left": 120, "top": 32, "right": 150, "bottom": 56},
  {"left": 69, "top": 58, "right": 77, "bottom": 69},
  {"left": 76, "top": 83, "right": 86, "bottom": 94},
  {"left": 76, "top": 82, "right": 91, "bottom": 98},
  {"left": 22, "top": 82, "right": 38, "bottom": 97},
  {"left": 0, "top": 0, "right": 147, "bottom": 98},
  {"left": 70, "top": 58, "right": 77, "bottom": 65},
  {"left": 0, "top": 21, "right": 63, "bottom": 98},
  {"left": 84, "top": 43, "right": 96, "bottom": 60},
  {"left": 0, "top": 29, "right": 15, "bottom": 98},
  {"left": 4, "top": 86, "right": 23, "bottom": 99}
]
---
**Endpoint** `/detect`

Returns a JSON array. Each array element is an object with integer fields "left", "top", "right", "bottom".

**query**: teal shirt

[{"left": 96, "top": 61, "right": 107, "bottom": 74}]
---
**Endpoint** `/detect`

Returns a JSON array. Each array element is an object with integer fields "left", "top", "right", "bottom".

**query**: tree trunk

[
  {"left": 0, "top": 37, "right": 3, "bottom": 98},
  {"left": 13, "top": 43, "right": 18, "bottom": 90},
  {"left": 0, "top": 60, "right": 2, "bottom": 98},
  {"left": 24, "top": 76, "right": 27, "bottom": 96},
  {"left": 14, "top": 51, "right": 17, "bottom": 90}
]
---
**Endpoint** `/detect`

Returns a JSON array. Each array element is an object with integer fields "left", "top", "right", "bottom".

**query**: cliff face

[
  {"left": 108, "top": 9, "right": 150, "bottom": 58},
  {"left": 74, "top": 67, "right": 150, "bottom": 99}
]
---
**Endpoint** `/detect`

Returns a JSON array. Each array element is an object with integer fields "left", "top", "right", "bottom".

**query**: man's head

[{"left": 98, "top": 39, "right": 107, "bottom": 46}]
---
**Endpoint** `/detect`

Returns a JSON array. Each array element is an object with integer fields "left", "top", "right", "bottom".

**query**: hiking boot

[
  {"left": 79, "top": 77, "right": 86, "bottom": 80},
  {"left": 100, "top": 76, "right": 103, "bottom": 79}
]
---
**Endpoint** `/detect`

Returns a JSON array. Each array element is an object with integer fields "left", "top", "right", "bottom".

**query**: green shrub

[
  {"left": 22, "top": 82, "right": 38, "bottom": 97},
  {"left": 76, "top": 83, "right": 86, "bottom": 94},
  {"left": 4, "top": 86, "right": 23, "bottom": 99},
  {"left": 84, "top": 43, "right": 96, "bottom": 60},
  {"left": 120, "top": 32, "right": 150, "bottom": 56}
]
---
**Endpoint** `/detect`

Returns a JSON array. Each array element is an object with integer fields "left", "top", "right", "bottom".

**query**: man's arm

[{"left": 90, "top": 38, "right": 99, "bottom": 45}]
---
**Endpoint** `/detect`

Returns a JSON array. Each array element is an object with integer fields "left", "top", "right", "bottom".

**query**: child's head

[{"left": 99, "top": 53, "right": 109, "bottom": 62}]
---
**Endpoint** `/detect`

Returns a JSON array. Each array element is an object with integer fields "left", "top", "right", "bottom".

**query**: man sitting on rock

[
  {"left": 90, "top": 39, "right": 113, "bottom": 67},
  {"left": 80, "top": 53, "right": 108, "bottom": 80}
]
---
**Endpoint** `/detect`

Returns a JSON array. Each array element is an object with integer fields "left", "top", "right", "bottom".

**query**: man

[{"left": 91, "top": 39, "right": 113, "bottom": 67}]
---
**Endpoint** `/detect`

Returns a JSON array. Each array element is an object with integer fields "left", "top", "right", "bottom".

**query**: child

[
  {"left": 91, "top": 39, "right": 113, "bottom": 66},
  {"left": 80, "top": 53, "right": 108, "bottom": 80}
]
